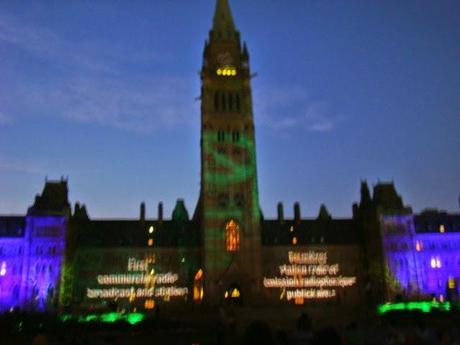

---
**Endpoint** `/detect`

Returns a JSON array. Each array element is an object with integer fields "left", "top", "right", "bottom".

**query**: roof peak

[{"left": 212, "top": 0, "right": 237, "bottom": 41}]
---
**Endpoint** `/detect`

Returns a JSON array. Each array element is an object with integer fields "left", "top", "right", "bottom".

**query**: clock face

[{"left": 217, "top": 51, "right": 233, "bottom": 65}]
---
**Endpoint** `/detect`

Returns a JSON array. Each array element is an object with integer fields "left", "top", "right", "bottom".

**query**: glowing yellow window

[
  {"left": 439, "top": 225, "right": 445, "bottom": 233},
  {"left": 147, "top": 238, "right": 153, "bottom": 246},
  {"left": 216, "top": 67, "right": 237, "bottom": 77},
  {"left": 195, "top": 269, "right": 203, "bottom": 281},
  {"left": 193, "top": 269, "right": 204, "bottom": 302},
  {"left": 230, "top": 288, "right": 240, "bottom": 298},
  {"left": 295, "top": 297, "right": 304, "bottom": 305},
  {"left": 225, "top": 219, "right": 240, "bottom": 252},
  {"left": 144, "top": 299, "right": 155, "bottom": 309}
]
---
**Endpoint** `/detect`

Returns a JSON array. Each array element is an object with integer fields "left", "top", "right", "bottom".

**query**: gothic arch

[{"left": 224, "top": 219, "right": 240, "bottom": 252}]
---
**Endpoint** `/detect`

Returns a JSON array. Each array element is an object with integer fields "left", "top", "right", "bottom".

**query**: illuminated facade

[
  {"left": 354, "top": 182, "right": 460, "bottom": 304},
  {"left": 380, "top": 212, "right": 460, "bottom": 302},
  {"left": 0, "top": 180, "right": 69, "bottom": 312},
  {"left": 0, "top": 0, "right": 459, "bottom": 314}
]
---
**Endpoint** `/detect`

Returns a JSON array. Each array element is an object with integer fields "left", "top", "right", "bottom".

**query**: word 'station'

[
  {"left": 263, "top": 251, "right": 357, "bottom": 303},
  {"left": 87, "top": 257, "right": 188, "bottom": 301}
]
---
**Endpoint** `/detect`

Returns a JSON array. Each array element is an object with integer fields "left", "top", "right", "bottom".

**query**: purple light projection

[
  {"left": 0, "top": 216, "right": 66, "bottom": 312},
  {"left": 414, "top": 233, "right": 460, "bottom": 298},
  {"left": 381, "top": 215, "right": 419, "bottom": 298},
  {"left": 381, "top": 214, "right": 460, "bottom": 301},
  {"left": 0, "top": 237, "right": 24, "bottom": 311}
]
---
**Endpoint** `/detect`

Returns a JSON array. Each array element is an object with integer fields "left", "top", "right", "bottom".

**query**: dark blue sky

[{"left": 0, "top": 0, "right": 459, "bottom": 218}]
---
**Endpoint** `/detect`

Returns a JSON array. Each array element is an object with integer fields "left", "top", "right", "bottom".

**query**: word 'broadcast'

[{"left": 86, "top": 257, "right": 188, "bottom": 300}]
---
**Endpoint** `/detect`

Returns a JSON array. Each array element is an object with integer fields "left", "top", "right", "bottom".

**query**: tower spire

[{"left": 212, "top": 0, "right": 237, "bottom": 41}]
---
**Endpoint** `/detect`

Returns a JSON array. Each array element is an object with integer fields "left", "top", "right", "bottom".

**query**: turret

[
  {"left": 277, "top": 202, "right": 284, "bottom": 223},
  {"left": 28, "top": 179, "right": 71, "bottom": 216},
  {"left": 158, "top": 202, "right": 163, "bottom": 222},
  {"left": 172, "top": 199, "right": 189, "bottom": 222},
  {"left": 360, "top": 180, "right": 371, "bottom": 208},
  {"left": 317, "top": 204, "right": 332, "bottom": 220},
  {"left": 140, "top": 202, "right": 146, "bottom": 221},
  {"left": 294, "top": 202, "right": 301, "bottom": 223}
]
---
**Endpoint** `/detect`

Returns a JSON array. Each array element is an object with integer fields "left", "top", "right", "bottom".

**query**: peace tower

[{"left": 197, "top": 0, "right": 263, "bottom": 304}]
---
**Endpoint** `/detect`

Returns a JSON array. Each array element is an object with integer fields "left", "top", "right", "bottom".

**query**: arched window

[
  {"left": 225, "top": 219, "right": 240, "bottom": 252},
  {"left": 13, "top": 285, "right": 19, "bottom": 300},
  {"left": 217, "top": 130, "right": 225, "bottom": 142},
  {"left": 214, "top": 91, "right": 219, "bottom": 111},
  {"left": 221, "top": 93, "right": 227, "bottom": 111},
  {"left": 193, "top": 269, "right": 204, "bottom": 303},
  {"left": 236, "top": 94, "right": 241, "bottom": 112},
  {"left": 228, "top": 93, "right": 234, "bottom": 111}
]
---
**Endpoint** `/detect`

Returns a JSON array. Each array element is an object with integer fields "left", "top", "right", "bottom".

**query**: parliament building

[{"left": 0, "top": 0, "right": 459, "bottom": 314}]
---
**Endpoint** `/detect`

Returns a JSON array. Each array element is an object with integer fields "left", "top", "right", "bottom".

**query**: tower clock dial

[{"left": 217, "top": 51, "right": 233, "bottom": 65}]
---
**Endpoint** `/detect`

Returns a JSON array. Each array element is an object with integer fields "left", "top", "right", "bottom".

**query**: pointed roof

[
  {"left": 212, "top": 0, "right": 237, "bottom": 41},
  {"left": 28, "top": 179, "right": 71, "bottom": 216},
  {"left": 317, "top": 204, "right": 332, "bottom": 220}
]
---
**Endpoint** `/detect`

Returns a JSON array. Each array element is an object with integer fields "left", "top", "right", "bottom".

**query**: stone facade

[{"left": 0, "top": 0, "right": 458, "bottom": 314}]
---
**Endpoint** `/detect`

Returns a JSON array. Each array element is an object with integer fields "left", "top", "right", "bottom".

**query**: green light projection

[
  {"left": 59, "top": 263, "right": 74, "bottom": 307},
  {"left": 202, "top": 129, "right": 260, "bottom": 271},
  {"left": 377, "top": 301, "right": 451, "bottom": 315},
  {"left": 202, "top": 131, "right": 260, "bottom": 222},
  {"left": 60, "top": 312, "right": 145, "bottom": 325}
]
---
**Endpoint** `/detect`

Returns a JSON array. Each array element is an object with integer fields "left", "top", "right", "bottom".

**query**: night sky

[{"left": 0, "top": 0, "right": 459, "bottom": 219}]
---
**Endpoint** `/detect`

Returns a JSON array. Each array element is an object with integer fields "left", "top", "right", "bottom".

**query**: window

[
  {"left": 225, "top": 219, "right": 240, "bottom": 252},
  {"left": 193, "top": 269, "right": 204, "bottom": 302},
  {"left": 218, "top": 193, "right": 229, "bottom": 208},
  {"left": 430, "top": 256, "right": 442, "bottom": 269},
  {"left": 232, "top": 131, "right": 240, "bottom": 142},
  {"left": 228, "top": 93, "right": 234, "bottom": 111},
  {"left": 221, "top": 93, "right": 227, "bottom": 111},
  {"left": 234, "top": 193, "right": 244, "bottom": 207},
  {"left": 0, "top": 261, "right": 6, "bottom": 276},
  {"left": 13, "top": 285, "right": 19, "bottom": 299},
  {"left": 217, "top": 131, "right": 225, "bottom": 142},
  {"left": 236, "top": 94, "right": 241, "bottom": 112},
  {"left": 214, "top": 92, "right": 219, "bottom": 111}
]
